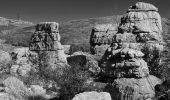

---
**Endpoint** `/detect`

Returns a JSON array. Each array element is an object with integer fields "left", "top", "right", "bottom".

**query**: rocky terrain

[{"left": 0, "top": 2, "right": 170, "bottom": 100}]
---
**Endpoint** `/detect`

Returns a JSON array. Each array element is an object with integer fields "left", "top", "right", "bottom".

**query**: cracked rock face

[
  {"left": 29, "top": 22, "right": 67, "bottom": 63},
  {"left": 101, "top": 48, "right": 149, "bottom": 78},
  {"left": 90, "top": 24, "right": 117, "bottom": 58},
  {"left": 99, "top": 2, "right": 164, "bottom": 100},
  {"left": 100, "top": 2, "right": 164, "bottom": 78},
  {"left": 29, "top": 22, "right": 62, "bottom": 51}
]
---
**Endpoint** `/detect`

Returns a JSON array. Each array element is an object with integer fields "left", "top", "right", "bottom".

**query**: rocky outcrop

[
  {"left": 100, "top": 2, "right": 163, "bottom": 100},
  {"left": 29, "top": 22, "right": 68, "bottom": 78},
  {"left": 101, "top": 48, "right": 150, "bottom": 78},
  {"left": 72, "top": 91, "right": 111, "bottom": 100},
  {"left": 90, "top": 24, "right": 117, "bottom": 58}
]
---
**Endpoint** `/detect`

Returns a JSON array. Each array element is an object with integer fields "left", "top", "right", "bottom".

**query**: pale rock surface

[
  {"left": 2, "top": 76, "right": 31, "bottom": 100},
  {"left": 29, "top": 85, "right": 46, "bottom": 96},
  {"left": 0, "top": 50, "right": 11, "bottom": 65},
  {"left": 72, "top": 91, "right": 111, "bottom": 100}
]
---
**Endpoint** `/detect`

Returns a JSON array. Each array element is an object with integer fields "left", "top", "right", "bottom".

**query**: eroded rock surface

[
  {"left": 29, "top": 22, "right": 61, "bottom": 51},
  {"left": 100, "top": 2, "right": 163, "bottom": 78},
  {"left": 29, "top": 22, "right": 68, "bottom": 79},
  {"left": 99, "top": 2, "right": 164, "bottom": 100},
  {"left": 90, "top": 24, "right": 117, "bottom": 58}
]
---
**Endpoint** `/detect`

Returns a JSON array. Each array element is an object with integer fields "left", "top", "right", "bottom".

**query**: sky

[{"left": 0, "top": 0, "right": 170, "bottom": 23}]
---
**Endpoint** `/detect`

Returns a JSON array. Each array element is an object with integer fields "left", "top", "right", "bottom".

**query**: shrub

[{"left": 53, "top": 64, "right": 91, "bottom": 100}]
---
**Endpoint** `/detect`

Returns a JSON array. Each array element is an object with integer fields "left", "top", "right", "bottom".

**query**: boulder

[
  {"left": 30, "top": 22, "right": 62, "bottom": 51},
  {"left": 68, "top": 52, "right": 100, "bottom": 76},
  {"left": 106, "top": 75, "right": 162, "bottom": 100},
  {"left": 72, "top": 91, "right": 111, "bottom": 100}
]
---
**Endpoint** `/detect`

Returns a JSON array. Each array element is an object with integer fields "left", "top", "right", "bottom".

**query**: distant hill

[
  {"left": 0, "top": 16, "right": 121, "bottom": 47},
  {"left": 0, "top": 15, "right": 170, "bottom": 49}
]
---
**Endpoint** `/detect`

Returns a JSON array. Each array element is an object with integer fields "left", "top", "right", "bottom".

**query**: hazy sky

[{"left": 0, "top": 0, "right": 169, "bottom": 23}]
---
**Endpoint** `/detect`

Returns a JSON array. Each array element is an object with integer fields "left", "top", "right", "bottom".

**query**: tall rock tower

[
  {"left": 29, "top": 22, "right": 67, "bottom": 76},
  {"left": 100, "top": 2, "right": 164, "bottom": 100}
]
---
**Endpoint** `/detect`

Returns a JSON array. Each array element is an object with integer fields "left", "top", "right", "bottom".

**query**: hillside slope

[
  {"left": 0, "top": 16, "right": 121, "bottom": 47},
  {"left": 0, "top": 16, "right": 169, "bottom": 49}
]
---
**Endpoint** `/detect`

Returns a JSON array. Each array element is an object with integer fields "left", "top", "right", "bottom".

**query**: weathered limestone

[
  {"left": 99, "top": 2, "right": 163, "bottom": 100},
  {"left": 72, "top": 91, "right": 112, "bottom": 100},
  {"left": 90, "top": 24, "right": 117, "bottom": 58},
  {"left": 100, "top": 2, "right": 164, "bottom": 78},
  {"left": 29, "top": 22, "right": 67, "bottom": 78}
]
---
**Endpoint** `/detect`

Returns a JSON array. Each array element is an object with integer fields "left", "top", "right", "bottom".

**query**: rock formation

[
  {"left": 29, "top": 22, "right": 61, "bottom": 51},
  {"left": 90, "top": 24, "right": 117, "bottom": 58},
  {"left": 100, "top": 2, "right": 163, "bottom": 100},
  {"left": 72, "top": 91, "right": 112, "bottom": 100},
  {"left": 29, "top": 22, "right": 68, "bottom": 78}
]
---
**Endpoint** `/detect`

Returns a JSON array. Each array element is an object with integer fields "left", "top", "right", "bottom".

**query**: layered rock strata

[
  {"left": 29, "top": 22, "right": 67, "bottom": 77},
  {"left": 100, "top": 2, "right": 163, "bottom": 100},
  {"left": 90, "top": 24, "right": 117, "bottom": 58}
]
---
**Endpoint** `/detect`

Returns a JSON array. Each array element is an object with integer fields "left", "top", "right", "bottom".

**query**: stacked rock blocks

[
  {"left": 29, "top": 22, "right": 62, "bottom": 51},
  {"left": 90, "top": 24, "right": 117, "bottom": 57},
  {"left": 100, "top": 2, "right": 163, "bottom": 100},
  {"left": 100, "top": 2, "right": 164, "bottom": 78},
  {"left": 29, "top": 22, "right": 67, "bottom": 75}
]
